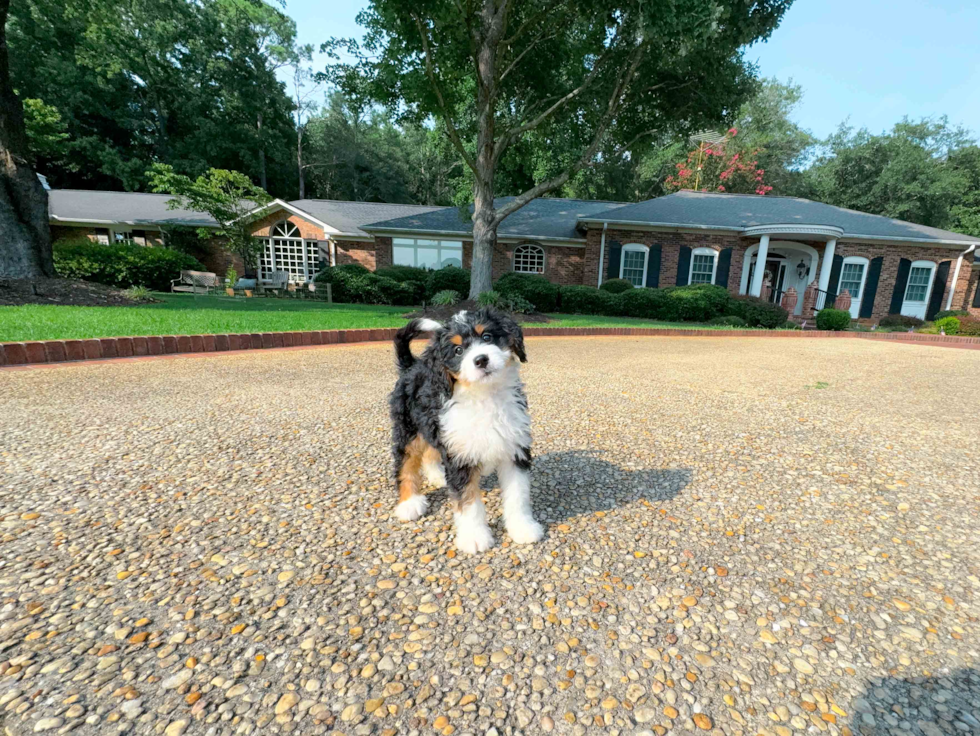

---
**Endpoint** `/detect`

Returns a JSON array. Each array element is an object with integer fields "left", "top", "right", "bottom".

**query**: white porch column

[
  {"left": 749, "top": 235, "right": 770, "bottom": 297},
  {"left": 816, "top": 238, "right": 837, "bottom": 309}
]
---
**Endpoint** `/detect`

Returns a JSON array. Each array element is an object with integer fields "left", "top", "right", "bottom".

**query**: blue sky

[{"left": 284, "top": 0, "right": 980, "bottom": 140}]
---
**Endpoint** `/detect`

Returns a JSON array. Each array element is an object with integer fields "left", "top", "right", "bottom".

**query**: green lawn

[{"left": 0, "top": 293, "right": 753, "bottom": 342}]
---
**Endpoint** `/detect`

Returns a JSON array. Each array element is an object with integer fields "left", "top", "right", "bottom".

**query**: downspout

[
  {"left": 597, "top": 222, "right": 608, "bottom": 287},
  {"left": 945, "top": 244, "right": 976, "bottom": 311}
]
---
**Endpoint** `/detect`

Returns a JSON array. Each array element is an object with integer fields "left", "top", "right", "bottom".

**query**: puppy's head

[{"left": 431, "top": 308, "right": 526, "bottom": 386}]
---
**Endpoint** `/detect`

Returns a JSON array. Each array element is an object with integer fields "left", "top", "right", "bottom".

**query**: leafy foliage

[
  {"left": 430, "top": 289, "right": 460, "bottom": 306},
  {"left": 660, "top": 285, "right": 735, "bottom": 322},
  {"left": 477, "top": 290, "right": 502, "bottom": 307},
  {"left": 53, "top": 241, "right": 204, "bottom": 290},
  {"left": 560, "top": 286, "right": 615, "bottom": 315},
  {"left": 494, "top": 273, "right": 560, "bottom": 313},
  {"left": 729, "top": 296, "right": 789, "bottom": 328},
  {"left": 665, "top": 128, "right": 772, "bottom": 195},
  {"left": 599, "top": 278, "right": 634, "bottom": 294},
  {"left": 815, "top": 308, "right": 852, "bottom": 331},
  {"left": 611, "top": 288, "right": 668, "bottom": 319},
  {"left": 314, "top": 264, "right": 418, "bottom": 305},
  {"left": 426, "top": 267, "right": 471, "bottom": 301},
  {"left": 878, "top": 314, "right": 924, "bottom": 328},
  {"left": 709, "top": 315, "right": 749, "bottom": 327},
  {"left": 933, "top": 316, "right": 961, "bottom": 335},
  {"left": 957, "top": 317, "right": 980, "bottom": 336},
  {"left": 23, "top": 98, "right": 69, "bottom": 166}
]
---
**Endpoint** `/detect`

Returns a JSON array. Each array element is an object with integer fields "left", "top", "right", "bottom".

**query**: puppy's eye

[
  {"left": 481, "top": 334, "right": 492, "bottom": 343},
  {"left": 454, "top": 346, "right": 463, "bottom": 356}
]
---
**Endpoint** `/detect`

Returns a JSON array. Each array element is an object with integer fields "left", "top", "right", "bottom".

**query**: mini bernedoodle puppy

[{"left": 389, "top": 308, "right": 544, "bottom": 553}]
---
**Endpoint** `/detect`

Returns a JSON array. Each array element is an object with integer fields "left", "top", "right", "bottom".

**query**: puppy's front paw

[
  {"left": 507, "top": 518, "right": 544, "bottom": 545},
  {"left": 395, "top": 494, "right": 428, "bottom": 522},
  {"left": 455, "top": 524, "right": 495, "bottom": 554}
]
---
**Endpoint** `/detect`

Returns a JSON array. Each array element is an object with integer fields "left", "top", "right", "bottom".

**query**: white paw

[
  {"left": 455, "top": 523, "right": 495, "bottom": 554},
  {"left": 395, "top": 494, "right": 428, "bottom": 522},
  {"left": 507, "top": 519, "right": 544, "bottom": 545},
  {"left": 422, "top": 462, "right": 447, "bottom": 488}
]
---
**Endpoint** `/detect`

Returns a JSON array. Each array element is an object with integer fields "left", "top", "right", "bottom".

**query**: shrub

[
  {"left": 376, "top": 265, "right": 429, "bottom": 284},
  {"left": 500, "top": 294, "right": 536, "bottom": 314},
  {"left": 225, "top": 267, "right": 237, "bottom": 287},
  {"left": 612, "top": 288, "right": 668, "bottom": 319},
  {"left": 559, "top": 286, "right": 614, "bottom": 315},
  {"left": 313, "top": 264, "right": 418, "bottom": 305},
  {"left": 958, "top": 317, "right": 980, "bottom": 336},
  {"left": 599, "top": 278, "right": 634, "bottom": 294},
  {"left": 934, "top": 316, "right": 961, "bottom": 335},
  {"left": 53, "top": 241, "right": 205, "bottom": 291},
  {"left": 782, "top": 319, "right": 802, "bottom": 330},
  {"left": 477, "top": 290, "right": 502, "bottom": 307},
  {"left": 426, "top": 266, "right": 471, "bottom": 300},
  {"left": 878, "top": 314, "right": 924, "bottom": 328},
  {"left": 934, "top": 309, "right": 968, "bottom": 320},
  {"left": 431, "top": 289, "right": 460, "bottom": 306},
  {"left": 123, "top": 285, "right": 151, "bottom": 301},
  {"left": 708, "top": 315, "right": 748, "bottom": 327},
  {"left": 494, "top": 272, "right": 560, "bottom": 312},
  {"left": 729, "top": 296, "right": 789, "bottom": 329},
  {"left": 815, "top": 308, "right": 852, "bottom": 331},
  {"left": 661, "top": 284, "right": 733, "bottom": 322}
]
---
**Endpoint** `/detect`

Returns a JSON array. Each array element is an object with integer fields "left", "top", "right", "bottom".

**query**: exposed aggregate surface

[{"left": 1, "top": 337, "right": 979, "bottom": 736}]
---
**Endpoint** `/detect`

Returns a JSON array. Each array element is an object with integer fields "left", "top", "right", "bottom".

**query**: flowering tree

[{"left": 665, "top": 129, "right": 773, "bottom": 195}]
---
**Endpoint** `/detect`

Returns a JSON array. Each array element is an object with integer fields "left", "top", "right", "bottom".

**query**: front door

[
  {"left": 900, "top": 263, "right": 935, "bottom": 320},
  {"left": 764, "top": 260, "right": 786, "bottom": 303}
]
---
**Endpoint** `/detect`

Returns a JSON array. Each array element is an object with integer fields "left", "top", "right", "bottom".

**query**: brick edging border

[{"left": 2, "top": 327, "right": 979, "bottom": 367}]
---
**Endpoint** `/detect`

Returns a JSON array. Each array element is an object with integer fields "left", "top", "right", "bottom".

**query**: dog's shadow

[{"left": 425, "top": 449, "right": 691, "bottom": 524}]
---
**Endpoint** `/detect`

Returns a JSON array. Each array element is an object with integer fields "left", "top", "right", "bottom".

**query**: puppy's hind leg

[
  {"left": 499, "top": 452, "right": 544, "bottom": 544},
  {"left": 421, "top": 445, "right": 447, "bottom": 487},
  {"left": 394, "top": 435, "right": 428, "bottom": 521},
  {"left": 449, "top": 464, "right": 494, "bottom": 554}
]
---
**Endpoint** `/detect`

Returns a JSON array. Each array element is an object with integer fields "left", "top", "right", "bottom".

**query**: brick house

[{"left": 48, "top": 189, "right": 980, "bottom": 320}]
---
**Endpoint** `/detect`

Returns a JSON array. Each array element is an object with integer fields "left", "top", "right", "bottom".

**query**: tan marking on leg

[
  {"left": 398, "top": 435, "right": 427, "bottom": 503},
  {"left": 453, "top": 468, "right": 483, "bottom": 514},
  {"left": 422, "top": 445, "right": 441, "bottom": 469}
]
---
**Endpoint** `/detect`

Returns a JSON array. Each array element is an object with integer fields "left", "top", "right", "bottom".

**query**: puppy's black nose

[{"left": 474, "top": 354, "right": 489, "bottom": 369}]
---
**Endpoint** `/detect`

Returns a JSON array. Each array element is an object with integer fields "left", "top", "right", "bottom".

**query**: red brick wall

[
  {"left": 335, "top": 239, "right": 379, "bottom": 270},
  {"left": 461, "top": 240, "right": 585, "bottom": 286},
  {"left": 964, "top": 267, "right": 980, "bottom": 317},
  {"left": 251, "top": 212, "right": 324, "bottom": 241}
]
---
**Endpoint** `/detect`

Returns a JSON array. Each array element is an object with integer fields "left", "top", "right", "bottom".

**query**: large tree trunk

[
  {"left": 470, "top": 178, "right": 495, "bottom": 298},
  {"left": 0, "top": 0, "right": 53, "bottom": 279}
]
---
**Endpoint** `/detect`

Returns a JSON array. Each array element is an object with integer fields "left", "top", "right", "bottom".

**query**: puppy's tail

[{"left": 394, "top": 318, "right": 442, "bottom": 372}]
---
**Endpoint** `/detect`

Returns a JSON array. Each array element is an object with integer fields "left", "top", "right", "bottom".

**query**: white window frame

[
  {"left": 260, "top": 220, "right": 319, "bottom": 284},
  {"left": 619, "top": 244, "right": 649, "bottom": 287},
  {"left": 836, "top": 256, "right": 869, "bottom": 319},
  {"left": 392, "top": 238, "right": 464, "bottom": 269},
  {"left": 513, "top": 243, "right": 546, "bottom": 274},
  {"left": 689, "top": 247, "right": 718, "bottom": 285},
  {"left": 901, "top": 260, "right": 937, "bottom": 319}
]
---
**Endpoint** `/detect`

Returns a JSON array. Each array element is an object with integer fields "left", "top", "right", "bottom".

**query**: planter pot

[
  {"left": 226, "top": 288, "right": 235, "bottom": 297},
  {"left": 244, "top": 290, "right": 253, "bottom": 298}
]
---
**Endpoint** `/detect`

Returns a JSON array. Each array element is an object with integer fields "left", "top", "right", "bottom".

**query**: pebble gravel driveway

[{"left": 1, "top": 337, "right": 979, "bottom": 736}]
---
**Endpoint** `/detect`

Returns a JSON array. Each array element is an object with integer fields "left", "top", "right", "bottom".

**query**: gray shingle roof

[
  {"left": 586, "top": 191, "right": 980, "bottom": 245},
  {"left": 48, "top": 190, "right": 218, "bottom": 228},
  {"left": 288, "top": 200, "right": 445, "bottom": 238},
  {"left": 363, "top": 197, "right": 630, "bottom": 241}
]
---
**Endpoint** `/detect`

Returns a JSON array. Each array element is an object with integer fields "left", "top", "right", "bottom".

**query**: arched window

[
  {"left": 260, "top": 219, "right": 319, "bottom": 282},
  {"left": 272, "top": 221, "right": 301, "bottom": 238},
  {"left": 513, "top": 243, "right": 545, "bottom": 274},
  {"left": 689, "top": 247, "right": 718, "bottom": 285},
  {"left": 620, "top": 244, "right": 649, "bottom": 287}
]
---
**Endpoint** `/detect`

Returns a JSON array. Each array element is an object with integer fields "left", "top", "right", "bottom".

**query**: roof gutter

[
  {"left": 362, "top": 226, "right": 587, "bottom": 245},
  {"left": 597, "top": 222, "right": 608, "bottom": 287},
  {"left": 945, "top": 244, "right": 977, "bottom": 311}
]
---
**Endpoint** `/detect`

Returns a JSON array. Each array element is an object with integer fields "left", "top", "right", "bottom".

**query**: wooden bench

[
  {"left": 258, "top": 270, "right": 290, "bottom": 296},
  {"left": 171, "top": 270, "right": 218, "bottom": 295}
]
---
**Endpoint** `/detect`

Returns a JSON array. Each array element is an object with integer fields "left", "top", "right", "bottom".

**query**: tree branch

[
  {"left": 412, "top": 13, "right": 479, "bottom": 177},
  {"left": 498, "top": 29, "right": 557, "bottom": 82}
]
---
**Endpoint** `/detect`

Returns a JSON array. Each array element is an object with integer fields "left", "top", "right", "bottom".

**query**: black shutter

[
  {"left": 715, "top": 247, "right": 732, "bottom": 289},
  {"left": 676, "top": 245, "right": 692, "bottom": 286},
  {"left": 889, "top": 258, "right": 912, "bottom": 314},
  {"left": 825, "top": 254, "right": 844, "bottom": 306},
  {"left": 973, "top": 275, "right": 980, "bottom": 308},
  {"left": 859, "top": 257, "right": 883, "bottom": 318},
  {"left": 926, "top": 261, "right": 951, "bottom": 320},
  {"left": 645, "top": 245, "right": 661, "bottom": 287},
  {"left": 606, "top": 242, "right": 622, "bottom": 282}
]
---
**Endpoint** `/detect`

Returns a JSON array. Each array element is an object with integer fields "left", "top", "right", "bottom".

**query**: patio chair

[
  {"left": 171, "top": 270, "right": 218, "bottom": 294},
  {"left": 258, "top": 270, "right": 290, "bottom": 296}
]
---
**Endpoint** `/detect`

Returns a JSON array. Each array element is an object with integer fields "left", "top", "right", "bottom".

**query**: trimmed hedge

[
  {"left": 878, "top": 314, "right": 923, "bottom": 328},
  {"left": 494, "top": 272, "right": 560, "bottom": 312},
  {"left": 612, "top": 288, "right": 668, "bottom": 319},
  {"left": 427, "top": 267, "right": 470, "bottom": 300},
  {"left": 314, "top": 264, "right": 417, "bottom": 305},
  {"left": 709, "top": 315, "right": 748, "bottom": 327},
  {"left": 815, "top": 308, "right": 852, "bottom": 331},
  {"left": 660, "top": 284, "right": 733, "bottom": 322},
  {"left": 729, "top": 296, "right": 789, "bottom": 329},
  {"left": 559, "top": 285, "right": 614, "bottom": 315},
  {"left": 933, "top": 316, "right": 960, "bottom": 335},
  {"left": 53, "top": 241, "right": 205, "bottom": 291},
  {"left": 958, "top": 318, "right": 980, "bottom": 336},
  {"left": 599, "top": 278, "right": 634, "bottom": 294}
]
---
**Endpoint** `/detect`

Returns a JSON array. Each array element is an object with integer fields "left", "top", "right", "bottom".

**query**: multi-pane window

[
  {"left": 839, "top": 262, "right": 865, "bottom": 299},
  {"left": 259, "top": 221, "right": 320, "bottom": 283},
  {"left": 690, "top": 253, "right": 716, "bottom": 284},
  {"left": 513, "top": 244, "right": 545, "bottom": 274},
  {"left": 905, "top": 266, "right": 932, "bottom": 302},
  {"left": 621, "top": 249, "right": 647, "bottom": 286},
  {"left": 393, "top": 238, "right": 463, "bottom": 269}
]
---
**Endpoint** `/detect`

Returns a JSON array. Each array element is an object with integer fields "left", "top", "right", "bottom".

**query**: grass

[{"left": 0, "top": 292, "right": 775, "bottom": 342}]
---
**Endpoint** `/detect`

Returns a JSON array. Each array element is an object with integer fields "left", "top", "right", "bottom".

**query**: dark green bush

[
  {"left": 878, "top": 314, "right": 924, "bottom": 328},
  {"left": 314, "top": 264, "right": 417, "bottom": 305},
  {"left": 376, "top": 265, "right": 428, "bottom": 302},
  {"left": 431, "top": 290, "right": 460, "bottom": 306},
  {"left": 477, "top": 290, "right": 502, "bottom": 307},
  {"left": 559, "top": 286, "right": 614, "bottom": 315},
  {"left": 427, "top": 266, "right": 470, "bottom": 300},
  {"left": 660, "top": 284, "right": 733, "bottom": 322},
  {"left": 53, "top": 241, "right": 205, "bottom": 291},
  {"left": 494, "top": 272, "right": 560, "bottom": 312},
  {"left": 934, "top": 309, "right": 968, "bottom": 320},
  {"left": 612, "top": 288, "right": 669, "bottom": 319},
  {"left": 815, "top": 308, "right": 852, "bottom": 331},
  {"left": 729, "top": 296, "right": 789, "bottom": 328},
  {"left": 599, "top": 278, "right": 634, "bottom": 294},
  {"left": 708, "top": 315, "right": 748, "bottom": 327},
  {"left": 501, "top": 294, "right": 536, "bottom": 314}
]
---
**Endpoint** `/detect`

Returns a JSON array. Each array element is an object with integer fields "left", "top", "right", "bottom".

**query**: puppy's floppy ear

[{"left": 501, "top": 316, "right": 526, "bottom": 363}]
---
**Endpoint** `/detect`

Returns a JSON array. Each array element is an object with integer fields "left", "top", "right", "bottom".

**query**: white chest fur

[{"left": 440, "top": 370, "right": 531, "bottom": 470}]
